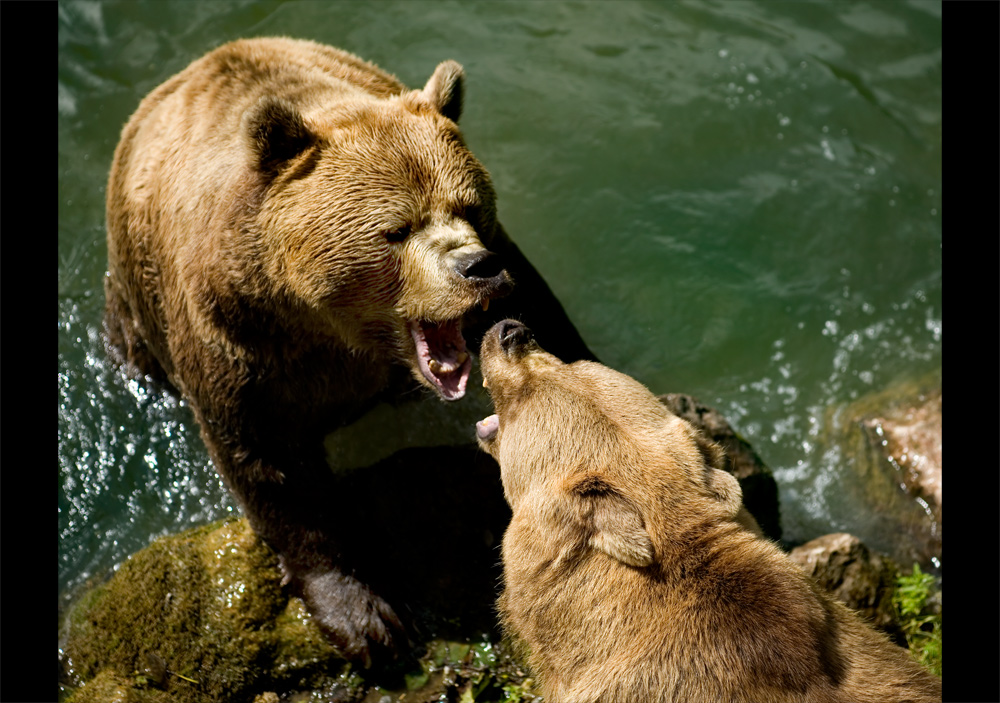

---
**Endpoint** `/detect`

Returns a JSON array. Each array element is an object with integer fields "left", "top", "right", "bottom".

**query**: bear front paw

[{"left": 300, "top": 569, "right": 408, "bottom": 668}]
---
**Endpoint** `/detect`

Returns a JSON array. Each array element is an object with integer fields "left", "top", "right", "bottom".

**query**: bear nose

[
  {"left": 497, "top": 319, "right": 532, "bottom": 351},
  {"left": 454, "top": 249, "right": 507, "bottom": 283}
]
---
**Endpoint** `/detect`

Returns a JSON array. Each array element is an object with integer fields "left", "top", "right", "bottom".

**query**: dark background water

[{"left": 58, "top": 0, "right": 941, "bottom": 602}]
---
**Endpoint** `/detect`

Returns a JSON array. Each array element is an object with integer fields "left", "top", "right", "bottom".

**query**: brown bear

[
  {"left": 476, "top": 319, "right": 942, "bottom": 703},
  {"left": 104, "top": 37, "right": 592, "bottom": 665}
]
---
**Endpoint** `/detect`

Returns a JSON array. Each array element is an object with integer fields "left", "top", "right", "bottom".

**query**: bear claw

[{"left": 300, "top": 568, "right": 408, "bottom": 667}]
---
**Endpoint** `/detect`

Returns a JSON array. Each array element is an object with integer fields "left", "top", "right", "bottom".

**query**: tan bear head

[
  {"left": 241, "top": 60, "right": 512, "bottom": 400},
  {"left": 477, "top": 319, "right": 744, "bottom": 564}
]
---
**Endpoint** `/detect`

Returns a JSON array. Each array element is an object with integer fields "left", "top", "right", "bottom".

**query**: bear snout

[
  {"left": 495, "top": 319, "right": 532, "bottom": 352},
  {"left": 452, "top": 250, "right": 511, "bottom": 292}
]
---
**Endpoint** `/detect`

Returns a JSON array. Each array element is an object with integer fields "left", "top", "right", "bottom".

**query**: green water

[{"left": 58, "top": 0, "right": 941, "bottom": 600}]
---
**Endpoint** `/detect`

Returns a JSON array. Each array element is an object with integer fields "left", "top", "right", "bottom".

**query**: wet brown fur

[
  {"left": 478, "top": 321, "right": 942, "bottom": 703},
  {"left": 103, "top": 38, "right": 592, "bottom": 665}
]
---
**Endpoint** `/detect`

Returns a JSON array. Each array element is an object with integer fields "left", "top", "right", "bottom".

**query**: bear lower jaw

[{"left": 408, "top": 319, "right": 472, "bottom": 401}]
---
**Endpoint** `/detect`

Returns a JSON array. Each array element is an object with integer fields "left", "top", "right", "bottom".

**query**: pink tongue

[
  {"left": 476, "top": 414, "right": 499, "bottom": 441},
  {"left": 410, "top": 319, "right": 471, "bottom": 401}
]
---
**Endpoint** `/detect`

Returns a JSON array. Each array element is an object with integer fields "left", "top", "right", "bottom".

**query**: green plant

[
  {"left": 893, "top": 563, "right": 942, "bottom": 677},
  {"left": 500, "top": 680, "right": 537, "bottom": 702}
]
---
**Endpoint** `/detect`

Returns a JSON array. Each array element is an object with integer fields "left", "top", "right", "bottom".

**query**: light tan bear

[
  {"left": 476, "top": 319, "right": 942, "bottom": 703},
  {"left": 104, "top": 38, "right": 592, "bottom": 665}
]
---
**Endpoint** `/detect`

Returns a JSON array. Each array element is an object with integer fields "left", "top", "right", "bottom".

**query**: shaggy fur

[
  {"left": 477, "top": 319, "right": 942, "bottom": 703},
  {"left": 104, "top": 38, "right": 590, "bottom": 665}
]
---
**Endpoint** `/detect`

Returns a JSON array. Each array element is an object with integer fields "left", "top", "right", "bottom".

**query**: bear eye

[{"left": 384, "top": 224, "right": 411, "bottom": 243}]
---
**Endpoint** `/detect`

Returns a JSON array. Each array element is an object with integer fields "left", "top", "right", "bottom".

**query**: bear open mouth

[{"left": 409, "top": 319, "right": 472, "bottom": 401}]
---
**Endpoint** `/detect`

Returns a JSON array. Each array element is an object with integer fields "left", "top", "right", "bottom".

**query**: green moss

[
  {"left": 268, "top": 597, "right": 349, "bottom": 690},
  {"left": 60, "top": 518, "right": 543, "bottom": 702},
  {"left": 893, "top": 563, "right": 942, "bottom": 677},
  {"left": 60, "top": 518, "right": 320, "bottom": 703}
]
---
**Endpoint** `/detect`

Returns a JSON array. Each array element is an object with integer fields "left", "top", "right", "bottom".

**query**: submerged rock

[
  {"left": 822, "top": 372, "right": 941, "bottom": 569},
  {"left": 859, "top": 387, "right": 941, "bottom": 525}
]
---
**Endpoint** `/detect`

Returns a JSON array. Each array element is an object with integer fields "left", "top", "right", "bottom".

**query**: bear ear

[
  {"left": 564, "top": 472, "right": 653, "bottom": 567},
  {"left": 421, "top": 60, "right": 464, "bottom": 123},
  {"left": 705, "top": 467, "right": 743, "bottom": 519},
  {"left": 687, "top": 428, "right": 743, "bottom": 519},
  {"left": 243, "top": 95, "right": 314, "bottom": 173},
  {"left": 691, "top": 429, "right": 727, "bottom": 472}
]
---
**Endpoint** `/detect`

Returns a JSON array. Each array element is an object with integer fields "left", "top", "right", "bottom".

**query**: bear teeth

[
  {"left": 408, "top": 318, "right": 470, "bottom": 400},
  {"left": 428, "top": 352, "right": 470, "bottom": 376}
]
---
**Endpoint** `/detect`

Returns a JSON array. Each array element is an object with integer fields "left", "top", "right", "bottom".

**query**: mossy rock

[
  {"left": 59, "top": 518, "right": 346, "bottom": 702},
  {"left": 59, "top": 515, "right": 536, "bottom": 703}
]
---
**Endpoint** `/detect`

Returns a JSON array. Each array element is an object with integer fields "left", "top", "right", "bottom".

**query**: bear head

[
  {"left": 476, "top": 319, "right": 744, "bottom": 565},
  {"left": 239, "top": 60, "right": 512, "bottom": 401}
]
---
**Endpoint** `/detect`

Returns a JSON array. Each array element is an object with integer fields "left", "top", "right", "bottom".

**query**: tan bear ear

[
  {"left": 564, "top": 472, "right": 654, "bottom": 568},
  {"left": 242, "top": 95, "right": 314, "bottom": 173},
  {"left": 692, "top": 429, "right": 727, "bottom": 472},
  {"left": 688, "top": 428, "right": 743, "bottom": 518},
  {"left": 706, "top": 467, "right": 743, "bottom": 519},
  {"left": 422, "top": 60, "right": 464, "bottom": 123}
]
